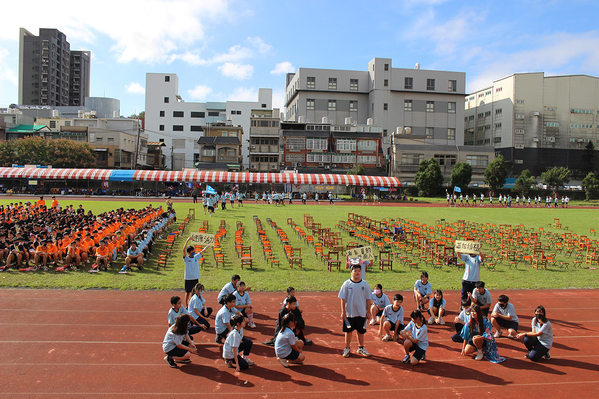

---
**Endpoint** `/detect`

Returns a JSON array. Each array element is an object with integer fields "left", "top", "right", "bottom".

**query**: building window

[
  {"left": 384, "top": 79, "right": 389, "bottom": 87},
  {"left": 384, "top": 63, "right": 389, "bottom": 71},
  {"left": 515, "top": 129, "right": 525, "bottom": 134},
  {"left": 405, "top": 77, "right": 413, "bottom": 90},
  {"left": 202, "top": 149, "right": 215, "bottom": 157},
  {"left": 107, "top": 137, "right": 114, "bottom": 143},
  {"left": 328, "top": 100, "right": 337, "bottom": 111},
  {"left": 49, "top": 120, "right": 56, "bottom": 128},
  {"left": 286, "top": 137, "right": 306, "bottom": 150},
  {"left": 426, "top": 101, "right": 435, "bottom": 112},
  {"left": 496, "top": 87, "right": 503, "bottom": 92},
  {"left": 159, "top": 111, "right": 165, "bottom": 117},
  {"left": 190, "top": 126, "right": 202, "bottom": 131},
  {"left": 191, "top": 111, "right": 205, "bottom": 118},
  {"left": 447, "top": 129, "right": 455, "bottom": 140},
  {"left": 306, "top": 138, "right": 328, "bottom": 150},
  {"left": 307, "top": 76, "right": 315, "bottom": 89},
  {"left": 173, "top": 111, "right": 184, "bottom": 117},
  {"left": 306, "top": 99, "right": 315, "bottom": 110},
  {"left": 495, "top": 123, "right": 502, "bottom": 128},
  {"left": 383, "top": 103, "right": 388, "bottom": 111},
  {"left": 448, "top": 102, "right": 456, "bottom": 113},
  {"left": 208, "top": 111, "right": 219, "bottom": 117},
  {"left": 571, "top": 109, "right": 593, "bottom": 114},
  {"left": 485, "top": 111, "right": 491, "bottom": 117},
  {"left": 336, "top": 139, "right": 356, "bottom": 151},
  {"left": 448, "top": 80, "right": 457, "bottom": 92},
  {"left": 404, "top": 100, "right": 413, "bottom": 111},
  {"left": 546, "top": 122, "right": 559, "bottom": 127},
  {"left": 358, "top": 140, "right": 376, "bottom": 151},
  {"left": 516, "top": 99, "right": 525, "bottom": 104},
  {"left": 165, "top": 76, "right": 170, "bottom": 82},
  {"left": 349, "top": 101, "right": 358, "bottom": 112},
  {"left": 164, "top": 97, "right": 169, "bottom": 103},
  {"left": 159, "top": 125, "right": 164, "bottom": 131},
  {"left": 427, "top": 79, "right": 435, "bottom": 90},
  {"left": 466, "top": 155, "right": 489, "bottom": 167},
  {"left": 401, "top": 153, "right": 424, "bottom": 165},
  {"left": 261, "top": 104, "right": 266, "bottom": 108},
  {"left": 350, "top": 79, "right": 358, "bottom": 91},
  {"left": 328, "top": 78, "right": 337, "bottom": 90},
  {"left": 426, "top": 128, "right": 434, "bottom": 137},
  {"left": 173, "top": 125, "right": 184, "bottom": 131},
  {"left": 516, "top": 114, "right": 525, "bottom": 119},
  {"left": 478, "top": 113, "right": 484, "bottom": 119},
  {"left": 495, "top": 108, "right": 502, "bottom": 115},
  {"left": 65, "top": 121, "right": 71, "bottom": 126}
]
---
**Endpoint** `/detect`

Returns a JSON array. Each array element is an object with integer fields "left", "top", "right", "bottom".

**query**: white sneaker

[
  {"left": 369, "top": 319, "right": 377, "bottom": 326},
  {"left": 439, "top": 317, "right": 445, "bottom": 325},
  {"left": 494, "top": 330, "right": 502, "bottom": 339},
  {"left": 402, "top": 354, "right": 411, "bottom": 363},
  {"left": 277, "top": 357, "right": 290, "bottom": 368},
  {"left": 342, "top": 347, "right": 351, "bottom": 357},
  {"left": 248, "top": 322, "right": 257, "bottom": 328},
  {"left": 428, "top": 317, "right": 434, "bottom": 325},
  {"left": 357, "top": 347, "right": 371, "bottom": 357},
  {"left": 475, "top": 350, "right": 484, "bottom": 361},
  {"left": 382, "top": 334, "right": 392, "bottom": 342}
]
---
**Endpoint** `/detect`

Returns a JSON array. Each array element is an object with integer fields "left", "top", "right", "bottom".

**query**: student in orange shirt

[
  {"left": 64, "top": 241, "right": 81, "bottom": 270},
  {"left": 95, "top": 240, "right": 111, "bottom": 271},
  {"left": 74, "top": 238, "right": 89, "bottom": 264},
  {"left": 34, "top": 240, "right": 49, "bottom": 270},
  {"left": 46, "top": 240, "right": 62, "bottom": 266},
  {"left": 36, "top": 196, "right": 46, "bottom": 209},
  {"left": 51, "top": 196, "right": 59, "bottom": 209}
]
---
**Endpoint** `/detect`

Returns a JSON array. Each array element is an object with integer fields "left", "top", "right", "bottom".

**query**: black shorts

[
  {"left": 166, "top": 345, "right": 188, "bottom": 358},
  {"left": 376, "top": 309, "right": 384, "bottom": 317},
  {"left": 283, "top": 349, "right": 300, "bottom": 360},
  {"left": 409, "top": 345, "right": 427, "bottom": 360},
  {"left": 342, "top": 317, "right": 366, "bottom": 334},
  {"left": 496, "top": 317, "right": 519, "bottom": 331},
  {"left": 208, "top": 206, "right": 214, "bottom": 211},
  {"left": 387, "top": 321, "right": 405, "bottom": 332},
  {"left": 185, "top": 279, "right": 198, "bottom": 293}
]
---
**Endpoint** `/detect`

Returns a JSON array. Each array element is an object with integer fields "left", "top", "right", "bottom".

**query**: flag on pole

[
  {"left": 454, "top": 186, "right": 461, "bottom": 193},
  {"left": 206, "top": 185, "right": 217, "bottom": 195}
]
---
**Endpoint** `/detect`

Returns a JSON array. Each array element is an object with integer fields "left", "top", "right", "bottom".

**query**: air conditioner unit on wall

[
  {"left": 547, "top": 137, "right": 555, "bottom": 142},
  {"left": 515, "top": 144, "right": 524, "bottom": 149},
  {"left": 318, "top": 163, "right": 324, "bottom": 167},
  {"left": 325, "top": 165, "right": 330, "bottom": 169},
  {"left": 332, "top": 164, "right": 337, "bottom": 168},
  {"left": 297, "top": 163, "right": 302, "bottom": 167}
]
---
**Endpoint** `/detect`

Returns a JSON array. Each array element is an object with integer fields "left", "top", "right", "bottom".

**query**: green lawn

[{"left": 1, "top": 198, "right": 598, "bottom": 292}]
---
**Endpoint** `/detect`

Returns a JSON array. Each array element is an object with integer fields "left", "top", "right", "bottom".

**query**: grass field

[{"left": 1, "top": 197, "right": 598, "bottom": 292}]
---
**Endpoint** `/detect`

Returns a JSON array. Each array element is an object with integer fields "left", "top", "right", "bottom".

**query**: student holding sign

[
  {"left": 456, "top": 242, "right": 485, "bottom": 302},
  {"left": 183, "top": 236, "right": 210, "bottom": 306}
]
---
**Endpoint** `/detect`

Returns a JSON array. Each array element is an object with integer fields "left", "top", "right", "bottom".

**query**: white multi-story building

[
  {"left": 145, "top": 73, "right": 273, "bottom": 170},
  {"left": 285, "top": 58, "right": 466, "bottom": 156},
  {"left": 465, "top": 72, "right": 599, "bottom": 176}
]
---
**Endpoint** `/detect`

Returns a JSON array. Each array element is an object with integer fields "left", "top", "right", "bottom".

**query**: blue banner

[
  {"left": 454, "top": 186, "right": 461, "bottom": 193},
  {"left": 206, "top": 185, "right": 217, "bottom": 195}
]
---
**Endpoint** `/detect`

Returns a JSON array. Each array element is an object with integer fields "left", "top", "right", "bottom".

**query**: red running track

[{"left": 1, "top": 288, "right": 599, "bottom": 398}]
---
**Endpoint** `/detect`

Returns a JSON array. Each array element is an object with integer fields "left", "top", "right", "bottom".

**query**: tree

[
  {"left": 450, "top": 161, "right": 472, "bottom": 191},
  {"left": 581, "top": 140, "right": 597, "bottom": 178},
  {"left": 414, "top": 157, "right": 444, "bottom": 197},
  {"left": 541, "top": 166, "right": 571, "bottom": 190},
  {"left": 582, "top": 172, "right": 599, "bottom": 200},
  {"left": 0, "top": 137, "right": 97, "bottom": 168},
  {"left": 484, "top": 155, "right": 508, "bottom": 190},
  {"left": 129, "top": 111, "right": 145, "bottom": 119},
  {"left": 513, "top": 169, "right": 536, "bottom": 196},
  {"left": 347, "top": 164, "right": 365, "bottom": 175}
]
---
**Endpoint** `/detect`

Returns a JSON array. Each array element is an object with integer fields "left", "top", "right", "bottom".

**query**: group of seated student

[{"left": 0, "top": 198, "right": 176, "bottom": 272}]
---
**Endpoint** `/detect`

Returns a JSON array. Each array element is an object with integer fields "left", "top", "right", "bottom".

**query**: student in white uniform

[
  {"left": 400, "top": 309, "right": 429, "bottom": 365},
  {"left": 369, "top": 283, "right": 391, "bottom": 325},
  {"left": 163, "top": 314, "right": 197, "bottom": 368},
  {"left": 338, "top": 263, "right": 373, "bottom": 358},
  {"left": 215, "top": 294, "right": 241, "bottom": 344},
  {"left": 188, "top": 283, "right": 212, "bottom": 329},
  {"left": 168, "top": 296, "right": 204, "bottom": 339},
  {"left": 218, "top": 274, "right": 241, "bottom": 305},
  {"left": 516, "top": 305, "right": 553, "bottom": 361},
  {"left": 233, "top": 281, "right": 256, "bottom": 328},
  {"left": 182, "top": 237, "right": 209, "bottom": 306},
  {"left": 491, "top": 294, "right": 519, "bottom": 338},
  {"left": 275, "top": 312, "right": 306, "bottom": 368},
  {"left": 428, "top": 289, "right": 446, "bottom": 325},
  {"left": 452, "top": 298, "right": 472, "bottom": 343},
  {"left": 379, "top": 294, "right": 405, "bottom": 342},
  {"left": 413, "top": 271, "right": 432, "bottom": 311},
  {"left": 223, "top": 314, "right": 254, "bottom": 371}
]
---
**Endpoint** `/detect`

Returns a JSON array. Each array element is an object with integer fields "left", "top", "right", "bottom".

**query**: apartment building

[
  {"left": 249, "top": 109, "right": 281, "bottom": 172},
  {"left": 18, "top": 28, "right": 91, "bottom": 107},
  {"left": 196, "top": 123, "right": 243, "bottom": 171},
  {"left": 465, "top": 72, "right": 599, "bottom": 176},
  {"left": 284, "top": 58, "right": 466, "bottom": 158},
  {"left": 145, "top": 73, "right": 273, "bottom": 170}
]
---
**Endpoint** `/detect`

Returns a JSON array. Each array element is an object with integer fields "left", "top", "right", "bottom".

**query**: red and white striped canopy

[{"left": 0, "top": 167, "right": 25, "bottom": 178}]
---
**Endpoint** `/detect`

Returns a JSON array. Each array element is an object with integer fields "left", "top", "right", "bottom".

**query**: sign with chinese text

[
  {"left": 454, "top": 240, "right": 481, "bottom": 254},
  {"left": 189, "top": 233, "right": 215, "bottom": 247}
]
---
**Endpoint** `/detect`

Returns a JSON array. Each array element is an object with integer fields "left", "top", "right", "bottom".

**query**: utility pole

[{"left": 133, "top": 113, "right": 141, "bottom": 170}]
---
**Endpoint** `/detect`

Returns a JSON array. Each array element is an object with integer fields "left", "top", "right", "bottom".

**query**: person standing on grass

[
  {"left": 339, "top": 263, "right": 373, "bottom": 357},
  {"left": 457, "top": 250, "right": 484, "bottom": 303},
  {"left": 516, "top": 305, "right": 553, "bottom": 361},
  {"left": 182, "top": 237, "right": 209, "bottom": 306},
  {"left": 163, "top": 314, "right": 197, "bottom": 368}
]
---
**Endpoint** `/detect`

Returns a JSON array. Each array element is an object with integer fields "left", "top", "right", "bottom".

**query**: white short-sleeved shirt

[
  {"left": 532, "top": 318, "right": 553, "bottom": 349},
  {"left": 163, "top": 328, "right": 185, "bottom": 353},
  {"left": 275, "top": 327, "right": 296, "bottom": 359},
  {"left": 215, "top": 306, "right": 235, "bottom": 334},
  {"left": 371, "top": 292, "right": 391, "bottom": 309},
  {"left": 168, "top": 306, "right": 189, "bottom": 326},
  {"left": 414, "top": 280, "right": 432, "bottom": 297},
  {"left": 223, "top": 328, "right": 242, "bottom": 359},
  {"left": 188, "top": 294, "right": 204, "bottom": 319},
  {"left": 404, "top": 320, "right": 429, "bottom": 350},
  {"left": 217, "top": 282, "right": 236, "bottom": 303},
  {"left": 127, "top": 246, "right": 143, "bottom": 257},
  {"left": 461, "top": 254, "right": 482, "bottom": 282},
  {"left": 493, "top": 302, "right": 519, "bottom": 323},
  {"left": 458, "top": 309, "right": 471, "bottom": 324},
  {"left": 429, "top": 297, "right": 446, "bottom": 309},
  {"left": 184, "top": 252, "right": 203, "bottom": 280},
  {"left": 382, "top": 304, "right": 404, "bottom": 325},
  {"left": 234, "top": 291, "right": 251, "bottom": 311},
  {"left": 338, "top": 278, "right": 371, "bottom": 318},
  {"left": 472, "top": 288, "right": 492, "bottom": 307}
]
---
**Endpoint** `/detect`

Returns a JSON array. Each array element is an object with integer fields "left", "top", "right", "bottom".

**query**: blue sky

[{"left": 1, "top": 0, "right": 599, "bottom": 117}]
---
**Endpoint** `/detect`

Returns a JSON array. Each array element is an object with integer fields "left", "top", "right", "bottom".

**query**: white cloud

[
  {"left": 271, "top": 61, "right": 295, "bottom": 75},
  {"left": 168, "top": 51, "right": 207, "bottom": 66},
  {"left": 226, "top": 87, "right": 258, "bottom": 102},
  {"left": 125, "top": 82, "right": 145, "bottom": 94},
  {"left": 187, "top": 85, "right": 213, "bottom": 100},
  {"left": 211, "top": 45, "right": 253, "bottom": 64},
  {"left": 247, "top": 36, "right": 272, "bottom": 54},
  {"left": 218, "top": 63, "right": 254, "bottom": 80}
]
